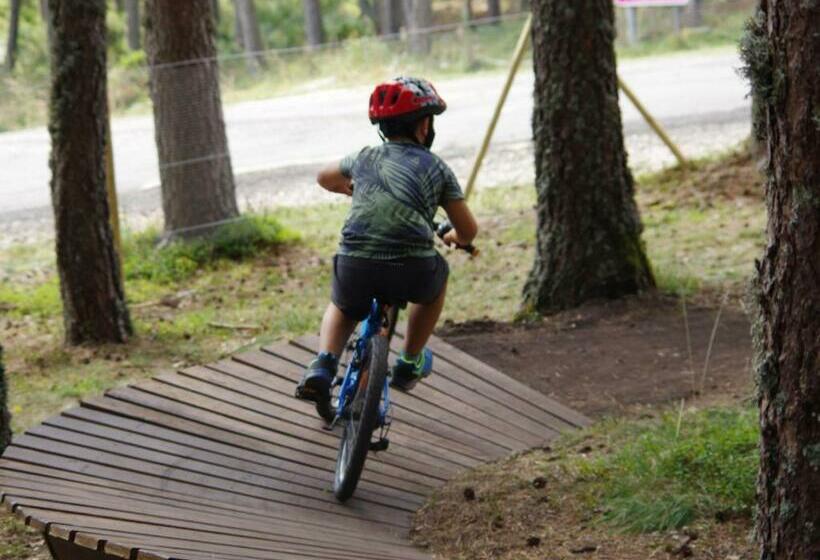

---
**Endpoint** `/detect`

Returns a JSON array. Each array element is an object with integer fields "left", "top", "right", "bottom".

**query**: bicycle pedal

[{"left": 369, "top": 438, "right": 390, "bottom": 452}]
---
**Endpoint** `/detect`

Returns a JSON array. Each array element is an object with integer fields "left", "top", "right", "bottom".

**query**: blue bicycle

[{"left": 327, "top": 222, "right": 477, "bottom": 502}]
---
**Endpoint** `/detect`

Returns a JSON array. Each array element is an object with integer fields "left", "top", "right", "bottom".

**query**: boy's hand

[
  {"left": 337, "top": 178, "right": 353, "bottom": 197},
  {"left": 442, "top": 229, "right": 459, "bottom": 247}
]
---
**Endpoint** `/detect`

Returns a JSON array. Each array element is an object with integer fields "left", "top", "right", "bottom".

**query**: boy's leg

[
  {"left": 404, "top": 281, "right": 447, "bottom": 355},
  {"left": 319, "top": 302, "right": 358, "bottom": 356}
]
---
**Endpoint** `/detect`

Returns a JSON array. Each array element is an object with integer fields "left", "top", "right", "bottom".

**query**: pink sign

[{"left": 616, "top": 0, "right": 689, "bottom": 6}]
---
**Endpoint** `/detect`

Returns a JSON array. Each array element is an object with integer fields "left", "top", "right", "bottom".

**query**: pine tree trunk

[
  {"left": 380, "top": 0, "right": 402, "bottom": 35},
  {"left": 523, "top": 0, "right": 654, "bottom": 314},
  {"left": 402, "top": 0, "right": 432, "bottom": 54},
  {"left": 746, "top": 2, "right": 820, "bottom": 558},
  {"left": 234, "top": 0, "right": 265, "bottom": 67},
  {"left": 4, "top": 0, "right": 22, "bottom": 71},
  {"left": 125, "top": 0, "right": 141, "bottom": 50},
  {"left": 144, "top": 0, "right": 239, "bottom": 237},
  {"left": 487, "top": 0, "right": 501, "bottom": 21},
  {"left": 40, "top": 0, "right": 56, "bottom": 50},
  {"left": 686, "top": 0, "right": 703, "bottom": 27},
  {"left": 0, "top": 344, "right": 11, "bottom": 454},
  {"left": 48, "top": 0, "right": 133, "bottom": 345},
  {"left": 303, "top": 0, "right": 325, "bottom": 48}
]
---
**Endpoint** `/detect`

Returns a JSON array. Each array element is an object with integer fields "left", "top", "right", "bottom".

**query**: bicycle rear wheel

[{"left": 333, "top": 333, "right": 389, "bottom": 502}]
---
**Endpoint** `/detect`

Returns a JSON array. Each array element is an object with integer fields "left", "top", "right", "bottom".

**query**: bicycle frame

[{"left": 333, "top": 299, "right": 394, "bottom": 429}]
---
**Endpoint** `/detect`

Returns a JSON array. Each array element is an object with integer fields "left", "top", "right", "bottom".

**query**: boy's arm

[
  {"left": 317, "top": 162, "right": 353, "bottom": 196},
  {"left": 441, "top": 199, "right": 478, "bottom": 247}
]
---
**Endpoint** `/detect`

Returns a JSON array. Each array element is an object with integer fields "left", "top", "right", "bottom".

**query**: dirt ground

[{"left": 440, "top": 294, "right": 754, "bottom": 418}]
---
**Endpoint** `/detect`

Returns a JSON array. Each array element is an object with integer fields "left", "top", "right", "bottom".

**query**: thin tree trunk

[
  {"left": 743, "top": 2, "right": 820, "bottom": 558},
  {"left": 686, "top": 0, "right": 703, "bottom": 27},
  {"left": 303, "top": 0, "right": 325, "bottom": 48},
  {"left": 212, "top": 0, "right": 220, "bottom": 23},
  {"left": 488, "top": 0, "right": 501, "bottom": 22},
  {"left": 0, "top": 344, "right": 10, "bottom": 455},
  {"left": 4, "top": 0, "right": 22, "bottom": 72},
  {"left": 380, "top": 0, "right": 402, "bottom": 36},
  {"left": 234, "top": 0, "right": 265, "bottom": 67},
  {"left": 523, "top": 0, "right": 654, "bottom": 314},
  {"left": 402, "top": 0, "right": 432, "bottom": 54},
  {"left": 145, "top": 0, "right": 239, "bottom": 237},
  {"left": 39, "top": 0, "right": 56, "bottom": 49},
  {"left": 125, "top": 0, "right": 141, "bottom": 50},
  {"left": 48, "top": 0, "right": 132, "bottom": 345},
  {"left": 359, "top": 0, "right": 379, "bottom": 33}
]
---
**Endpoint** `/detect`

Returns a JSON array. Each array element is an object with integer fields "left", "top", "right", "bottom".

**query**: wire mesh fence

[{"left": 0, "top": 0, "right": 756, "bottom": 260}]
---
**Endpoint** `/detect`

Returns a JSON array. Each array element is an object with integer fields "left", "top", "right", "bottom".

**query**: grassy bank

[{"left": 414, "top": 403, "right": 757, "bottom": 559}]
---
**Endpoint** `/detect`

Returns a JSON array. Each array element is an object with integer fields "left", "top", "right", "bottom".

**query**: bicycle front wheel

[{"left": 333, "top": 334, "right": 389, "bottom": 502}]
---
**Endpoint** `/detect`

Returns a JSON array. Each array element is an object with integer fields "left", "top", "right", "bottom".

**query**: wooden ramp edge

[{"left": 0, "top": 335, "right": 590, "bottom": 560}]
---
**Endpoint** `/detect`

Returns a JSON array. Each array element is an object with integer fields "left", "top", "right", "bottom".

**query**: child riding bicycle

[{"left": 295, "top": 76, "right": 478, "bottom": 414}]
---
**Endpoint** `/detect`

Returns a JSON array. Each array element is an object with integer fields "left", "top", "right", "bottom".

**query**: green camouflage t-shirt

[{"left": 338, "top": 141, "right": 464, "bottom": 260}]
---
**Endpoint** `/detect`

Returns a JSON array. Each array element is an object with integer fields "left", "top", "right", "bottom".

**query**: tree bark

[
  {"left": 523, "top": 0, "right": 654, "bottom": 314},
  {"left": 303, "top": 0, "right": 325, "bottom": 48},
  {"left": 487, "top": 0, "right": 501, "bottom": 21},
  {"left": 686, "top": 0, "right": 703, "bottom": 27},
  {"left": 380, "top": 0, "right": 403, "bottom": 36},
  {"left": 125, "top": 0, "right": 141, "bottom": 50},
  {"left": 402, "top": 0, "right": 432, "bottom": 54},
  {"left": 40, "top": 0, "right": 56, "bottom": 50},
  {"left": 744, "top": 2, "right": 820, "bottom": 558},
  {"left": 234, "top": 0, "right": 265, "bottom": 67},
  {"left": 144, "top": 0, "right": 239, "bottom": 237},
  {"left": 4, "top": 0, "right": 22, "bottom": 72},
  {"left": 0, "top": 344, "right": 11, "bottom": 455},
  {"left": 47, "top": 0, "right": 133, "bottom": 345}
]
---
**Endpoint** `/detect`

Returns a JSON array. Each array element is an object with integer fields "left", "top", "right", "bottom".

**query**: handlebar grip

[{"left": 435, "top": 222, "right": 479, "bottom": 257}]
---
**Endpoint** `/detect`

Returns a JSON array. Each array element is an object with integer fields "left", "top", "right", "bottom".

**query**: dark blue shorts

[{"left": 331, "top": 254, "right": 449, "bottom": 321}]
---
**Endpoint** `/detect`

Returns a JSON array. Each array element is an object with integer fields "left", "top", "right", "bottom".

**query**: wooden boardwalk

[{"left": 0, "top": 333, "right": 589, "bottom": 560}]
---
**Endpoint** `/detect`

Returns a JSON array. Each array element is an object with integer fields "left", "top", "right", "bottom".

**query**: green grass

[
  {"left": 566, "top": 406, "right": 758, "bottom": 532},
  {"left": 122, "top": 214, "right": 296, "bottom": 284}
]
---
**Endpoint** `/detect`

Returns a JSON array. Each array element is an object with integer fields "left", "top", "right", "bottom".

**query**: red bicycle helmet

[{"left": 369, "top": 77, "right": 447, "bottom": 124}]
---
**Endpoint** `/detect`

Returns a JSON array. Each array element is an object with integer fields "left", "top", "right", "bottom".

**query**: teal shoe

[{"left": 390, "top": 348, "right": 433, "bottom": 392}]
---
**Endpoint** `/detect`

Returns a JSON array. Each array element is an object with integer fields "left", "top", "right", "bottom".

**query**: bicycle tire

[{"left": 333, "top": 333, "right": 389, "bottom": 502}]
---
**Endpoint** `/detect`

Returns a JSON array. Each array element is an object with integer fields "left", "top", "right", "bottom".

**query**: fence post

[
  {"left": 463, "top": 13, "right": 533, "bottom": 201},
  {"left": 625, "top": 7, "right": 639, "bottom": 44}
]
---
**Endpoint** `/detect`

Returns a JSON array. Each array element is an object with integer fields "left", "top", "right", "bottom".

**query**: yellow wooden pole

[
  {"left": 463, "top": 13, "right": 532, "bottom": 201},
  {"left": 617, "top": 76, "right": 688, "bottom": 168},
  {"left": 105, "top": 104, "right": 123, "bottom": 280}
]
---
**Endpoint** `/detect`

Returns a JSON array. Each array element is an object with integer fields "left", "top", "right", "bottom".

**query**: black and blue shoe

[
  {"left": 390, "top": 348, "right": 433, "bottom": 392},
  {"left": 295, "top": 352, "right": 338, "bottom": 408}
]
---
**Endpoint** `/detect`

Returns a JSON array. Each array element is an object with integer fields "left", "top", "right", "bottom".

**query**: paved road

[{"left": 0, "top": 49, "right": 750, "bottom": 219}]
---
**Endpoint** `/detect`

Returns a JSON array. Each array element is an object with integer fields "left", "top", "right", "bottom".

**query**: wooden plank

[
  {"left": 413, "top": 332, "right": 592, "bottom": 428},
  {"left": 79, "top": 395, "right": 433, "bottom": 496},
  {"left": 212, "top": 355, "right": 511, "bottom": 460},
  {"left": 103, "top": 386, "right": 443, "bottom": 489},
  {"left": 37, "top": 415, "right": 422, "bottom": 508},
  {"left": 253, "top": 344, "right": 531, "bottom": 451},
  {"left": 1, "top": 448, "right": 411, "bottom": 534},
  {"left": 136, "top": 376, "right": 462, "bottom": 478},
  {"left": 285, "top": 337, "right": 555, "bottom": 447},
  {"left": 167, "top": 365, "right": 483, "bottom": 470},
  {"left": 9, "top": 433, "right": 412, "bottom": 525},
  {"left": 24, "top": 423, "right": 421, "bottom": 513},
  {"left": 5, "top": 496, "right": 416, "bottom": 560},
  {"left": 0, "top": 468, "right": 413, "bottom": 548},
  {"left": 3, "top": 484, "right": 418, "bottom": 558}
]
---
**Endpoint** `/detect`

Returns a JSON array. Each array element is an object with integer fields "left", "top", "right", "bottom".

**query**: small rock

[
  {"left": 526, "top": 536, "right": 541, "bottom": 547},
  {"left": 532, "top": 476, "right": 547, "bottom": 489},
  {"left": 463, "top": 487, "right": 476, "bottom": 501}
]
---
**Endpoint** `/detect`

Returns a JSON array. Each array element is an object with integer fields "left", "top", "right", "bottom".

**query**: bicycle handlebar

[{"left": 435, "top": 222, "right": 479, "bottom": 257}]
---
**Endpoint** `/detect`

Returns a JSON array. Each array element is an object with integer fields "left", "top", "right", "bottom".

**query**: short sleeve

[
  {"left": 439, "top": 163, "right": 465, "bottom": 204},
  {"left": 339, "top": 150, "right": 360, "bottom": 178}
]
